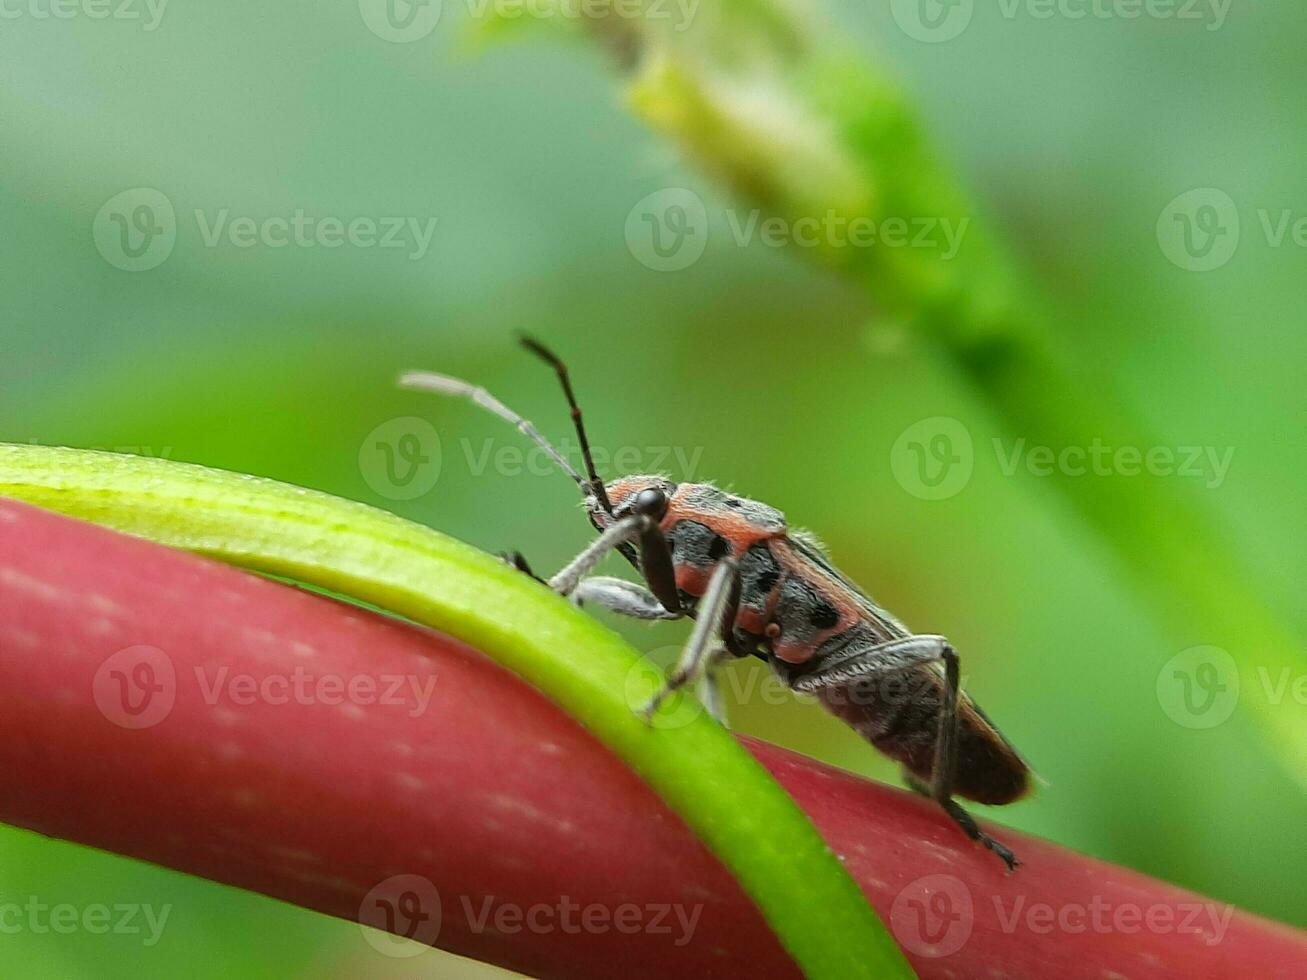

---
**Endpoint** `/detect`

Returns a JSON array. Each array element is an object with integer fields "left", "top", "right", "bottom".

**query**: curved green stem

[{"left": 0, "top": 443, "right": 914, "bottom": 980}]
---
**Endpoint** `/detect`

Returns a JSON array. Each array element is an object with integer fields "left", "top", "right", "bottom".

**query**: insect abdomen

[{"left": 816, "top": 672, "right": 1030, "bottom": 805}]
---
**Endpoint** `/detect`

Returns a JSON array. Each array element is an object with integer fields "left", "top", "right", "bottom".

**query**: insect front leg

[
  {"left": 790, "top": 635, "right": 1019, "bottom": 872},
  {"left": 548, "top": 515, "right": 683, "bottom": 616},
  {"left": 570, "top": 577, "right": 682, "bottom": 621},
  {"left": 640, "top": 557, "right": 740, "bottom": 722}
]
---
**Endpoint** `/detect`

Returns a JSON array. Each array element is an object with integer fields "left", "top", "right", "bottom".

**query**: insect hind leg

[
  {"left": 791, "top": 635, "right": 1020, "bottom": 872},
  {"left": 902, "top": 770, "right": 1020, "bottom": 872}
]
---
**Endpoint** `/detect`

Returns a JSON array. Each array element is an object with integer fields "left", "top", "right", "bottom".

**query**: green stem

[{"left": 0, "top": 443, "right": 914, "bottom": 980}]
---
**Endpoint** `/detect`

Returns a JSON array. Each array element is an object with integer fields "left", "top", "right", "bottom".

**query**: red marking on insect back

[{"left": 674, "top": 563, "right": 711, "bottom": 597}]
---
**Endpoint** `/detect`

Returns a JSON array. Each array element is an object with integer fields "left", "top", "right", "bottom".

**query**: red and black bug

[{"left": 401, "top": 337, "right": 1032, "bottom": 870}]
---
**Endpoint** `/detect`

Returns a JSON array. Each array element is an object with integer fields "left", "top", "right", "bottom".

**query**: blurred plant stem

[{"left": 512, "top": 3, "right": 1307, "bottom": 782}]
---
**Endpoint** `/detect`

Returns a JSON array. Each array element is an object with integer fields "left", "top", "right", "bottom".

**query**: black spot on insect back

[
  {"left": 809, "top": 601, "right": 840, "bottom": 630},
  {"left": 668, "top": 520, "right": 727, "bottom": 568},
  {"left": 737, "top": 542, "right": 782, "bottom": 612}
]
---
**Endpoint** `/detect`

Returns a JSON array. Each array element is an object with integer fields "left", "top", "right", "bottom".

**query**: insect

[{"left": 401, "top": 337, "right": 1031, "bottom": 870}]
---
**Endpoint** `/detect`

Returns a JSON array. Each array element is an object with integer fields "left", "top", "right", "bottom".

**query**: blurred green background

[{"left": 2, "top": 1, "right": 1305, "bottom": 976}]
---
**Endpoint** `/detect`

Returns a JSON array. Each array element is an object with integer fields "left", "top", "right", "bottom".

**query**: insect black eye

[{"left": 631, "top": 487, "right": 669, "bottom": 520}]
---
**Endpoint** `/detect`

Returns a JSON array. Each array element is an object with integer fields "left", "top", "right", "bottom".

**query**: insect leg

[
  {"left": 640, "top": 557, "right": 739, "bottom": 721},
  {"left": 548, "top": 516, "right": 653, "bottom": 596},
  {"left": 697, "top": 655, "right": 730, "bottom": 726},
  {"left": 549, "top": 513, "right": 684, "bottom": 616},
  {"left": 791, "top": 636, "right": 1019, "bottom": 872},
  {"left": 499, "top": 550, "right": 542, "bottom": 583},
  {"left": 570, "top": 576, "right": 683, "bottom": 621},
  {"left": 900, "top": 769, "right": 1018, "bottom": 871}
]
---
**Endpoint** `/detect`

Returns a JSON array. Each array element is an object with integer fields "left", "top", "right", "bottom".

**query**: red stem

[{"left": 0, "top": 500, "right": 1302, "bottom": 979}]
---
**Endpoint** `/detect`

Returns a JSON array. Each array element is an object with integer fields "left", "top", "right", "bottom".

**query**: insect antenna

[
  {"left": 517, "top": 334, "right": 613, "bottom": 514},
  {"left": 398, "top": 368, "right": 589, "bottom": 495}
]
